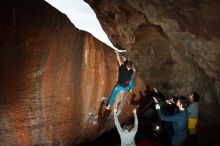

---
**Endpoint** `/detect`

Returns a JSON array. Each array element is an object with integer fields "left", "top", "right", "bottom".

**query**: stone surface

[
  {"left": 85, "top": 0, "right": 220, "bottom": 102},
  {"left": 0, "top": 0, "right": 145, "bottom": 145},
  {"left": 85, "top": 0, "right": 220, "bottom": 144}
]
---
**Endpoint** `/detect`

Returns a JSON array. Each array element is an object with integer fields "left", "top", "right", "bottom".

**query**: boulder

[{"left": 0, "top": 0, "right": 145, "bottom": 145}]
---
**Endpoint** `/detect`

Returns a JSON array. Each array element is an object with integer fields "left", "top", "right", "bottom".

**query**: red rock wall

[{"left": 0, "top": 0, "right": 145, "bottom": 145}]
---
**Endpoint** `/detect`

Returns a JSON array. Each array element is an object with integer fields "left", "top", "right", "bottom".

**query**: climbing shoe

[{"left": 104, "top": 105, "right": 111, "bottom": 110}]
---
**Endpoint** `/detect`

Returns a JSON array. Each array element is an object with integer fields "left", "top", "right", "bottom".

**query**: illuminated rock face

[
  {"left": 0, "top": 0, "right": 145, "bottom": 145},
  {"left": 85, "top": 0, "right": 220, "bottom": 143},
  {"left": 85, "top": 0, "right": 220, "bottom": 103},
  {"left": 86, "top": 0, "right": 220, "bottom": 103}
]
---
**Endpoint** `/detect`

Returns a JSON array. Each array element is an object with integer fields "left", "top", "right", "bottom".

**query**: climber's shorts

[{"left": 188, "top": 118, "right": 198, "bottom": 135}]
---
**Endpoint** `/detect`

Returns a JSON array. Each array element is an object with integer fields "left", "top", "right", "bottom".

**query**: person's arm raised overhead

[
  {"left": 113, "top": 108, "right": 123, "bottom": 134},
  {"left": 153, "top": 98, "right": 181, "bottom": 122},
  {"left": 132, "top": 108, "right": 138, "bottom": 132},
  {"left": 115, "top": 51, "right": 123, "bottom": 66}
]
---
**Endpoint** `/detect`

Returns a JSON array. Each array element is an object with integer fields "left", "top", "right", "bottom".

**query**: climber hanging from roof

[{"left": 105, "top": 48, "right": 136, "bottom": 110}]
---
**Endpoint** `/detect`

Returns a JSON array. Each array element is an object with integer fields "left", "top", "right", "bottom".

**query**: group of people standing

[
  {"left": 103, "top": 50, "right": 200, "bottom": 146},
  {"left": 153, "top": 90, "right": 200, "bottom": 146}
]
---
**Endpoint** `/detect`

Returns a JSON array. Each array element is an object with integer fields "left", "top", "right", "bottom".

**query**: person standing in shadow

[
  {"left": 186, "top": 92, "right": 200, "bottom": 146},
  {"left": 153, "top": 96, "right": 189, "bottom": 146}
]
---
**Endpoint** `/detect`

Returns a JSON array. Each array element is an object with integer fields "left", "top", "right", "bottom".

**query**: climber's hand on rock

[{"left": 116, "top": 49, "right": 127, "bottom": 53}]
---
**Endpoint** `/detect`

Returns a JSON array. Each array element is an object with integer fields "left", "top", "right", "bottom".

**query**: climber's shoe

[
  {"left": 128, "top": 89, "right": 133, "bottom": 92},
  {"left": 104, "top": 104, "right": 111, "bottom": 110}
]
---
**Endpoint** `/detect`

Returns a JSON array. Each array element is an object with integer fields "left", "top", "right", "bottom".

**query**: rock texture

[
  {"left": 85, "top": 0, "right": 220, "bottom": 102},
  {"left": 0, "top": 0, "right": 145, "bottom": 145},
  {"left": 85, "top": 0, "right": 220, "bottom": 143}
]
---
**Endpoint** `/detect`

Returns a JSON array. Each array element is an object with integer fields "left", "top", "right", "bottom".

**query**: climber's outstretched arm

[{"left": 115, "top": 51, "right": 124, "bottom": 66}]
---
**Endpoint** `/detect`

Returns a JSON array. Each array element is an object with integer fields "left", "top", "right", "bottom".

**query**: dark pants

[{"left": 172, "top": 134, "right": 186, "bottom": 146}]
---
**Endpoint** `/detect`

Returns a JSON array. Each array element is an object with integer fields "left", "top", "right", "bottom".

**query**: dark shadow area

[
  {"left": 84, "top": 108, "right": 220, "bottom": 146},
  {"left": 129, "top": 86, "right": 154, "bottom": 117},
  {"left": 83, "top": 88, "right": 220, "bottom": 146},
  {"left": 83, "top": 115, "right": 163, "bottom": 146},
  {"left": 83, "top": 87, "right": 164, "bottom": 146},
  {"left": 98, "top": 99, "right": 112, "bottom": 130}
]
